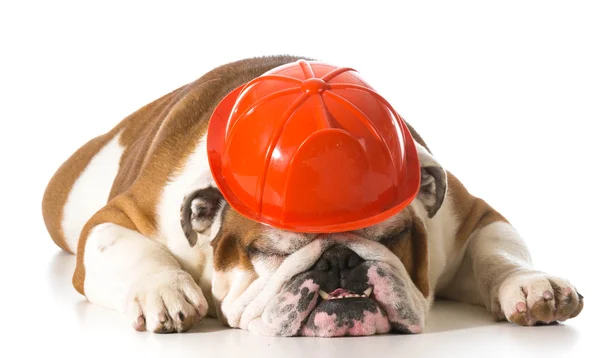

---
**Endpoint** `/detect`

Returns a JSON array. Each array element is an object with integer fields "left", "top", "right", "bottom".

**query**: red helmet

[{"left": 207, "top": 59, "right": 421, "bottom": 233}]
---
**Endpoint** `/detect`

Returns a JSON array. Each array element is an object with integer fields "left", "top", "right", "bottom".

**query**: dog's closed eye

[
  {"left": 378, "top": 226, "right": 411, "bottom": 248},
  {"left": 247, "top": 240, "right": 291, "bottom": 260}
]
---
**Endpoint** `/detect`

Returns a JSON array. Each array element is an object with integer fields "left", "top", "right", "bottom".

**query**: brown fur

[
  {"left": 446, "top": 172, "right": 509, "bottom": 249},
  {"left": 42, "top": 55, "right": 310, "bottom": 294},
  {"left": 383, "top": 208, "right": 430, "bottom": 298},
  {"left": 42, "top": 129, "right": 120, "bottom": 253},
  {"left": 211, "top": 206, "right": 258, "bottom": 272}
]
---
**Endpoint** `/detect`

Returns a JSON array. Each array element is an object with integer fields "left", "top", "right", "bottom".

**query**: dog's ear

[
  {"left": 415, "top": 143, "right": 447, "bottom": 218},
  {"left": 180, "top": 186, "right": 225, "bottom": 246}
]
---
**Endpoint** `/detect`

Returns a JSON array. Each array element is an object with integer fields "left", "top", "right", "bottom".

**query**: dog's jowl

[{"left": 41, "top": 55, "right": 584, "bottom": 336}]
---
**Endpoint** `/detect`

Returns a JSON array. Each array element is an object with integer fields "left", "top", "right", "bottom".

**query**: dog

[{"left": 41, "top": 55, "right": 584, "bottom": 336}]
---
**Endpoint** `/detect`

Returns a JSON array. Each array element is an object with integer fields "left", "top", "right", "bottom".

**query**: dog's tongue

[{"left": 329, "top": 288, "right": 351, "bottom": 297}]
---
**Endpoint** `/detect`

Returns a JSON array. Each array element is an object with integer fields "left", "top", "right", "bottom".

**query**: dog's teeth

[
  {"left": 318, "top": 290, "right": 329, "bottom": 300},
  {"left": 324, "top": 291, "right": 371, "bottom": 300}
]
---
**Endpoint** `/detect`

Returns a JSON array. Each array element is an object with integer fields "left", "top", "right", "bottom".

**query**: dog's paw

[
  {"left": 495, "top": 272, "right": 584, "bottom": 326},
  {"left": 126, "top": 270, "right": 208, "bottom": 333}
]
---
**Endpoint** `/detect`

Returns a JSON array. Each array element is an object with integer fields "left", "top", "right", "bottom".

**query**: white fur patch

[
  {"left": 83, "top": 223, "right": 182, "bottom": 311},
  {"left": 155, "top": 135, "right": 219, "bottom": 303},
  {"left": 438, "top": 221, "right": 533, "bottom": 306},
  {"left": 238, "top": 239, "right": 331, "bottom": 329},
  {"left": 412, "top": 193, "right": 461, "bottom": 293},
  {"left": 469, "top": 221, "right": 533, "bottom": 267},
  {"left": 83, "top": 222, "right": 208, "bottom": 331},
  {"left": 62, "top": 131, "right": 125, "bottom": 253}
]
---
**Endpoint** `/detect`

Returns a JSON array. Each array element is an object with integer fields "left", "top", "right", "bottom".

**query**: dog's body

[{"left": 42, "top": 55, "right": 583, "bottom": 336}]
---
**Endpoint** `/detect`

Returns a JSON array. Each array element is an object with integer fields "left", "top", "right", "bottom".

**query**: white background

[{"left": 1, "top": 1, "right": 598, "bottom": 357}]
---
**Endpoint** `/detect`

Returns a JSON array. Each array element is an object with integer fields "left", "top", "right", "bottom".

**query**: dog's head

[{"left": 182, "top": 142, "right": 447, "bottom": 337}]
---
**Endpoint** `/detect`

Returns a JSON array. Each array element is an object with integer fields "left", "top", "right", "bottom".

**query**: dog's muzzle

[
  {"left": 296, "top": 245, "right": 390, "bottom": 336},
  {"left": 223, "top": 236, "right": 429, "bottom": 337}
]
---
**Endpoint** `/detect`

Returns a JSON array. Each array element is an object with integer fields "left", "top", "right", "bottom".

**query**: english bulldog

[{"left": 41, "top": 55, "right": 584, "bottom": 336}]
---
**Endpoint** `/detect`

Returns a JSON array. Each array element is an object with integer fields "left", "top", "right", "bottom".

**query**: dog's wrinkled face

[
  {"left": 181, "top": 143, "right": 446, "bottom": 337},
  {"left": 210, "top": 208, "right": 433, "bottom": 337}
]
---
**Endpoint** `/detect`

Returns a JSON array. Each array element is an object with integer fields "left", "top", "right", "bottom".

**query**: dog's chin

[{"left": 300, "top": 296, "right": 391, "bottom": 337}]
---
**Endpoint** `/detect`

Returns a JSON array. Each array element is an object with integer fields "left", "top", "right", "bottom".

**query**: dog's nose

[
  {"left": 313, "top": 245, "right": 364, "bottom": 272},
  {"left": 310, "top": 245, "right": 367, "bottom": 293}
]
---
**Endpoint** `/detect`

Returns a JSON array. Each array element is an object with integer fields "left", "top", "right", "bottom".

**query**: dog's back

[{"left": 42, "top": 55, "right": 305, "bottom": 256}]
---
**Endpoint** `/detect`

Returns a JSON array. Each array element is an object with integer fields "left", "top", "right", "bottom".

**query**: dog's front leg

[
  {"left": 80, "top": 222, "right": 208, "bottom": 333},
  {"left": 453, "top": 221, "right": 584, "bottom": 326}
]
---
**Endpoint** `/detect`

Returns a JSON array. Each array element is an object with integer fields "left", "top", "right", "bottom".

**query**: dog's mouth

[
  {"left": 300, "top": 285, "right": 391, "bottom": 337},
  {"left": 318, "top": 287, "right": 373, "bottom": 300}
]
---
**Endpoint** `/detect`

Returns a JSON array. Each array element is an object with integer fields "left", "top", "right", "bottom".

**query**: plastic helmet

[{"left": 207, "top": 59, "right": 421, "bottom": 233}]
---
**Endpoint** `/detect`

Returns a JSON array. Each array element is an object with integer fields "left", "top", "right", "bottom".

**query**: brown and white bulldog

[{"left": 41, "top": 55, "right": 584, "bottom": 336}]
